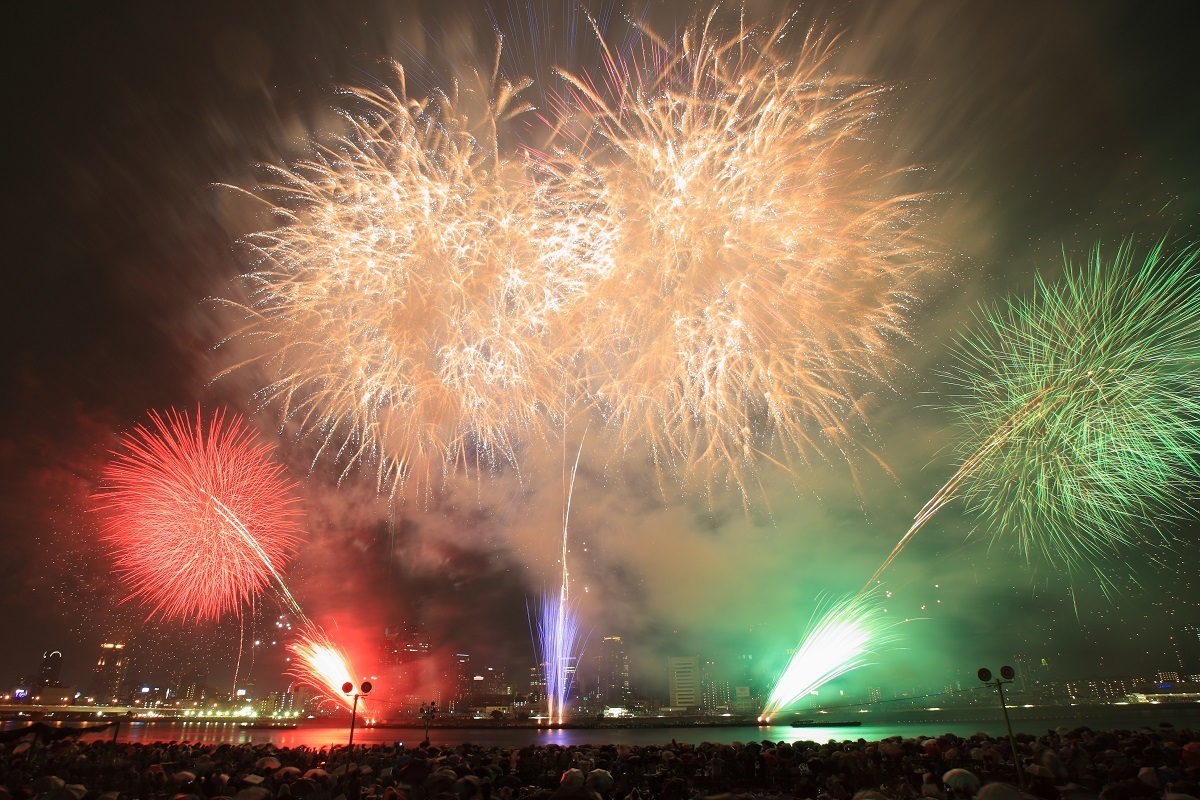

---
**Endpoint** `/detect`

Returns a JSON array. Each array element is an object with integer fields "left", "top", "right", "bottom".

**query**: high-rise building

[
  {"left": 380, "top": 623, "right": 434, "bottom": 710},
  {"left": 1174, "top": 624, "right": 1200, "bottom": 675},
  {"left": 258, "top": 693, "right": 279, "bottom": 716},
  {"left": 382, "top": 623, "right": 431, "bottom": 665},
  {"left": 178, "top": 671, "right": 209, "bottom": 706},
  {"left": 565, "top": 656, "right": 579, "bottom": 699},
  {"left": 667, "top": 656, "right": 700, "bottom": 709},
  {"left": 593, "top": 636, "right": 631, "bottom": 705},
  {"left": 183, "top": 679, "right": 215, "bottom": 705},
  {"left": 277, "top": 689, "right": 298, "bottom": 715},
  {"left": 467, "top": 666, "right": 512, "bottom": 709},
  {"left": 446, "top": 653, "right": 472, "bottom": 712},
  {"left": 1012, "top": 653, "right": 1032, "bottom": 692},
  {"left": 531, "top": 658, "right": 579, "bottom": 707},
  {"left": 731, "top": 653, "right": 759, "bottom": 712},
  {"left": 39, "top": 650, "right": 64, "bottom": 686},
  {"left": 89, "top": 642, "right": 128, "bottom": 704},
  {"left": 475, "top": 666, "right": 509, "bottom": 695},
  {"left": 529, "top": 664, "right": 547, "bottom": 703},
  {"left": 700, "top": 659, "right": 730, "bottom": 712}
]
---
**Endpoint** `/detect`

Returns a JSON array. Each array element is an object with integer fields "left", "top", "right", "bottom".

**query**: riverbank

[
  {"left": 4, "top": 700, "right": 1195, "bottom": 753},
  {"left": 3, "top": 722, "right": 1198, "bottom": 800},
  {"left": 382, "top": 702, "right": 1200, "bottom": 730},
  {"left": 4, "top": 701, "right": 1199, "bottom": 749},
  {"left": 8, "top": 701, "right": 1196, "bottom": 730}
]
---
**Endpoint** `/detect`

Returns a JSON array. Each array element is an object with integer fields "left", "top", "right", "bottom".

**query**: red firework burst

[{"left": 94, "top": 408, "right": 304, "bottom": 622}]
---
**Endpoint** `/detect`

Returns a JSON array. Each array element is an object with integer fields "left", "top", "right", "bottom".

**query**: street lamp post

[
  {"left": 342, "top": 680, "right": 373, "bottom": 751},
  {"left": 419, "top": 700, "right": 437, "bottom": 744},
  {"left": 977, "top": 666, "right": 1026, "bottom": 792}
]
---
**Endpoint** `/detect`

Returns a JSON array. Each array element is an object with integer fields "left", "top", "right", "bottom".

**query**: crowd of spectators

[{"left": 2, "top": 726, "right": 1197, "bottom": 800}]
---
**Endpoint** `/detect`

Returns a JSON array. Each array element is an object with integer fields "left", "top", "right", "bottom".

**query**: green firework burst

[{"left": 947, "top": 241, "right": 1200, "bottom": 580}]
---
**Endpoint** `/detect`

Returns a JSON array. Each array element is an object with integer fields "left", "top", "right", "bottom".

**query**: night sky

[{"left": 3, "top": 0, "right": 1199, "bottom": 700}]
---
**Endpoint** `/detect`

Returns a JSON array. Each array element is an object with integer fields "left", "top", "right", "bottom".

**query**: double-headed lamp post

[
  {"left": 977, "top": 666, "right": 1026, "bottom": 792},
  {"left": 420, "top": 700, "right": 437, "bottom": 743},
  {"left": 342, "top": 680, "right": 373, "bottom": 750}
]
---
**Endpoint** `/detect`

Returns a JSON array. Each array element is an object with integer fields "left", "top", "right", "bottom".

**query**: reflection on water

[{"left": 41, "top": 706, "right": 1197, "bottom": 748}]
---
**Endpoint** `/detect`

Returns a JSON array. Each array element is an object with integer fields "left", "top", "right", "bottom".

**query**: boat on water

[{"left": 791, "top": 719, "right": 862, "bottom": 728}]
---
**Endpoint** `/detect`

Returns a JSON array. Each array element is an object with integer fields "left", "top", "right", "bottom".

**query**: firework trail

[
  {"left": 867, "top": 242, "right": 1200, "bottom": 588},
  {"left": 759, "top": 589, "right": 899, "bottom": 720},
  {"left": 549, "top": 8, "right": 932, "bottom": 498},
  {"left": 206, "top": 492, "right": 308, "bottom": 618},
  {"left": 532, "top": 431, "right": 587, "bottom": 724},
  {"left": 94, "top": 408, "right": 304, "bottom": 622},
  {"left": 287, "top": 622, "right": 361, "bottom": 713}
]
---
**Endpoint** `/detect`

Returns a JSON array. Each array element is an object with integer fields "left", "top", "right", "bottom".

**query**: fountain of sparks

[
  {"left": 287, "top": 623, "right": 362, "bottom": 713},
  {"left": 759, "top": 589, "right": 899, "bottom": 721}
]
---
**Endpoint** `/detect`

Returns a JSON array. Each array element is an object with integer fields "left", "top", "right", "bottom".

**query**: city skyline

[{"left": 9, "top": 615, "right": 1200, "bottom": 716}]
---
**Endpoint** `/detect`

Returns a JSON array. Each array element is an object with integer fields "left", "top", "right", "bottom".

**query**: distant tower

[
  {"left": 1185, "top": 625, "right": 1200, "bottom": 680},
  {"left": 449, "top": 653, "right": 471, "bottom": 712},
  {"left": 731, "top": 653, "right": 760, "bottom": 712},
  {"left": 668, "top": 656, "right": 700, "bottom": 709},
  {"left": 89, "top": 642, "right": 129, "bottom": 703},
  {"left": 700, "top": 659, "right": 730, "bottom": 712},
  {"left": 1173, "top": 624, "right": 1200, "bottom": 679},
  {"left": 595, "top": 636, "right": 631, "bottom": 705},
  {"left": 529, "top": 664, "right": 547, "bottom": 704},
  {"left": 40, "top": 650, "right": 64, "bottom": 686},
  {"left": 382, "top": 623, "right": 432, "bottom": 664},
  {"left": 1012, "top": 653, "right": 1031, "bottom": 692},
  {"left": 477, "top": 665, "right": 509, "bottom": 695},
  {"left": 381, "top": 623, "right": 433, "bottom": 710}
]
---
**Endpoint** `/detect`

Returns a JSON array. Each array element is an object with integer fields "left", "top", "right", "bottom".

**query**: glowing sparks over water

[
  {"left": 535, "top": 588, "right": 583, "bottom": 725},
  {"left": 287, "top": 624, "right": 360, "bottom": 713},
  {"left": 94, "top": 409, "right": 304, "bottom": 622},
  {"left": 760, "top": 589, "right": 898, "bottom": 720},
  {"left": 868, "top": 242, "right": 1200, "bottom": 588}
]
